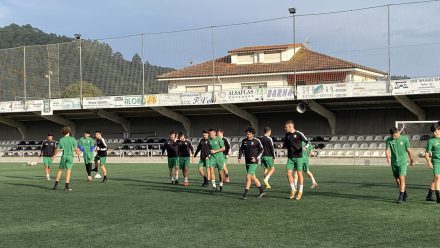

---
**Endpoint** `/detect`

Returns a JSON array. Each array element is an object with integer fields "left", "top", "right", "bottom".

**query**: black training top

[
  {"left": 259, "top": 136, "right": 275, "bottom": 159},
  {"left": 194, "top": 138, "right": 212, "bottom": 160},
  {"left": 41, "top": 140, "right": 57, "bottom": 157},
  {"left": 177, "top": 140, "right": 194, "bottom": 158},
  {"left": 222, "top": 137, "right": 231, "bottom": 156},
  {"left": 96, "top": 138, "right": 108, "bottom": 157},
  {"left": 238, "top": 138, "right": 264, "bottom": 164},
  {"left": 162, "top": 139, "right": 179, "bottom": 158},
  {"left": 282, "top": 131, "right": 309, "bottom": 158}
]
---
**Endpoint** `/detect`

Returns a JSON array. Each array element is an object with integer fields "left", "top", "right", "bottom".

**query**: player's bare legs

[
  {"left": 209, "top": 167, "right": 216, "bottom": 191},
  {"left": 53, "top": 169, "right": 63, "bottom": 190},
  {"left": 174, "top": 166, "right": 179, "bottom": 184},
  {"left": 45, "top": 166, "right": 51, "bottom": 180},
  {"left": 223, "top": 164, "right": 230, "bottom": 183},
  {"left": 287, "top": 169, "right": 296, "bottom": 199},
  {"left": 218, "top": 168, "right": 225, "bottom": 191},
  {"left": 65, "top": 169, "right": 72, "bottom": 184},
  {"left": 306, "top": 170, "right": 318, "bottom": 188},
  {"left": 101, "top": 164, "right": 108, "bottom": 182},
  {"left": 427, "top": 178, "right": 436, "bottom": 201},
  {"left": 295, "top": 170, "right": 304, "bottom": 200}
]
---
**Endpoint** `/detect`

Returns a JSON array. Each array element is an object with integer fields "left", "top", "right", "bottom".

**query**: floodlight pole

[
  {"left": 142, "top": 33, "right": 145, "bottom": 97},
  {"left": 211, "top": 26, "right": 216, "bottom": 95},
  {"left": 75, "top": 33, "right": 83, "bottom": 106},
  {"left": 23, "top": 46, "right": 27, "bottom": 103},
  {"left": 289, "top": 7, "right": 297, "bottom": 96},
  {"left": 387, "top": 4, "right": 392, "bottom": 92}
]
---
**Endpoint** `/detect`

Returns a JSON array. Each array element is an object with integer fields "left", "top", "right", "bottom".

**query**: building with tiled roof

[{"left": 157, "top": 43, "right": 387, "bottom": 93}]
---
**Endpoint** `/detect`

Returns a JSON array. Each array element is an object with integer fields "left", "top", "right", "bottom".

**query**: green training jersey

[
  {"left": 386, "top": 135, "right": 410, "bottom": 165},
  {"left": 302, "top": 141, "right": 313, "bottom": 163},
  {"left": 426, "top": 137, "right": 440, "bottom": 164},
  {"left": 79, "top": 137, "right": 94, "bottom": 153},
  {"left": 58, "top": 136, "right": 78, "bottom": 157},
  {"left": 209, "top": 136, "right": 224, "bottom": 158}
]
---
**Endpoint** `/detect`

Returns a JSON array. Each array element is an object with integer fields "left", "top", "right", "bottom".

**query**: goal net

[{"left": 395, "top": 120, "right": 439, "bottom": 164}]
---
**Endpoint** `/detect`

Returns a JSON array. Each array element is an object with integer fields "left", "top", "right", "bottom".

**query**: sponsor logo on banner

[
  {"left": 350, "top": 81, "right": 387, "bottom": 97},
  {"left": 51, "top": 98, "right": 81, "bottom": 110},
  {"left": 264, "top": 87, "right": 295, "bottom": 101},
  {"left": 123, "top": 96, "right": 143, "bottom": 106},
  {"left": 298, "top": 83, "right": 348, "bottom": 99},
  {"left": 393, "top": 77, "right": 440, "bottom": 95},
  {"left": 41, "top": 99, "right": 53, "bottom": 115},
  {"left": 144, "top": 94, "right": 181, "bottom": 106},
  {"left": 215, "top": 89, "right": 263, "bottom": 104},
  {"left": 181, "top": 93, "right": 215, "bottom": 105}
]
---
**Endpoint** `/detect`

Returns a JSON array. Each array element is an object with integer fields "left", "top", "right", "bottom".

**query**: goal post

[{"left": 395, "top": 120, "right": 439, "bottom": 164}]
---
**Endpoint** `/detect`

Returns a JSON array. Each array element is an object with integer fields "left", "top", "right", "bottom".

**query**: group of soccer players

[
  {"left": 40, "top": 127, "right": 109, "bottom": 191},
  {"left": 161, "top": 120, "right": 319, "bottom": 200},
  {"left": 386, "top": 121, "right": 440, "bottom": 203}
]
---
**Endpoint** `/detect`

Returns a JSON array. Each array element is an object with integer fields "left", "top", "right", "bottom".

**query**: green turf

[{"left": 0, "top": 162, "right": 438, "bottom": 248}]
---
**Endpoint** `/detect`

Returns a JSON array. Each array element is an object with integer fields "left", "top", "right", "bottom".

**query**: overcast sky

[{"left": 0, "top": 0, "right": 439, "bottom": 77}]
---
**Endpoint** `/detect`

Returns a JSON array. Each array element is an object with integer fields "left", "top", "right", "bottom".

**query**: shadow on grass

[
  {"left": 5, "top": 182, "right": 53, "bottom": 190},
  {"left": 323, "top": 180, "right": 429, "bottom": 190}
]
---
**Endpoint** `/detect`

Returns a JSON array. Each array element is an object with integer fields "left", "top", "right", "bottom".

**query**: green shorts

[
  {"left": 303, "top": 161, "right": 309, "bottom": 172},
  {"left": 59, "top": 156, "right": 74, "bottom": 170},
  {"left": 94, "top": 155, "right": 107, "bottom": 165},
  {"left": 391, "top": 163, "right": 407, "bottom": 177},
  {"left": 261, "top": 156, "right": 274, "bottom": 168},
  {"left": 167, "top": 157, "right": 179, "bottom": 169},
  {"left": 43, "top": 157, "right": 53, "bottom": 167},
  {"left": 208, "top": 155, "right": 224, "bottom": 170},
  {"left": 83, "top": 152, "right": 94, "bottom": 164},
  {"left": 286, "top": 158, "right": 303, "bottom": 171},
  {"left": 433, "top": 163, "right": 440, "bottom": 175},
  {"left": 179, "top": 157, "right": 190, "bottom": 169},
  {"left": 198, "top": 158, "right": 209, "bottom": 168},
  {"left": 246, "top": 164, "right": 258, "bottom": 175}
]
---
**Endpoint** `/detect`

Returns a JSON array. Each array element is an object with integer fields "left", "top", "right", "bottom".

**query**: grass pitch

[{"left": 0, "top": 162, "right": 438, "bottom": 247}]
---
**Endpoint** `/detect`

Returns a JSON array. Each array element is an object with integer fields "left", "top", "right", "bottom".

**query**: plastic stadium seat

[
  {"left": 317, "top": 143, "right": 325, "bottom": 149},
  {"left": 372, "top": 151, "right": 382, "bottom": 157},
  {"left": 364, "top": 136, "right": 373, "bottom": 141},
  {"left": 345, "top": 151, "right": 355, "bottom": 157},
  {"left": 232, "top": 151, "right": 239, "bottom": 156},
  {"left": 361, "top": 151, "right": 372, "bottom": 157},
  {"left": 368, "top": 143, "right": 378, "bottom": 149},
  {"left": 383, "top": 135, "right": 390, "bottom": 141},
  {"left": 378, "top": 143, "right": 386, "bottom": 149},
  {"left": 339, "top": 136, "right": 347, "bottom": 142},
  {"left": 330, "top": 136, "right": 338, "bottom": 142},
  {"left": 146, "top": 138, "right": 154, "bottom": 143},
  {"left": 314, "top": 136, "right": 323, "bottom": 142},
  {"left": 231, "top": 137, "right": 238, "bottom": 143},
  {"left": 232, "top": 144, "right": 239, "bottom": 150},
  {"left": 351, "top": 143, "right": 360, "bottom": 149},
  {"left": 347, "top": 136, "right": 356, "bottom": 142},
  {"left": 328, "top": 151, "right": 336, "bottom": 157},
  {"left": 323, "top": 136, "right": 331, "bottom": 142},
  {"left": 360, "top": 143, "right": 369, "bottom": 149},
  {"left": 374, "top": 136, "right": 382, "bottom": 141},
  {"left": 324, "top": 144, "right": 333, "bottom": 149},
  {"left": 318, "top": 151, "right": 326, "bottom": 157},
  {"left": 411, "top": 135, "right": 421, "bottom": 141},
  {"left": 333, "top": 144, "right": 342, "bottom": 149},
  {"left": 343, "top": 144, "right": 351, "bottom": 149},
  {"left": 356, "top": 136, "right": 365, "bottom": 142},
  {"left": 191, "top": 138, "right": 198, "bottom": 143},
  {"left": 239, "top": 137, "right": 245, "bottom": 142},
  {"left": 336, "top": 151, "right": 344, "bottom": 156},
  {"left": 421, "top": 135, "right": 430, "bottom": 141}
]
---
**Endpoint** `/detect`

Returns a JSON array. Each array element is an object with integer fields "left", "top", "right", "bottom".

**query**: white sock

[
  {"left": 311, "top": 177, "right": 317, "bottom": 184},
  {"left": 294, "top": 178, "right": 298, "bottom": 188},
  {"left": 184, "top": 177, "right": 188, "bottom": 182},
  {"left": 219, "top": 182, "right": 223, "bottom": 187},
  {"left": 46, "top": 174, "right": 50, "bottom": 177},
  {"left": 175, "top": 176, "right": 179, "bottom": 181},
  {"left": 264, "top": 175, "right": 270, "bottom": 181},
  {"left": 290, "top": 183, "right": 296, "bottom": 191},
  {"left": 299, "top": 185, "right": 304, "bottom": 193},
  {"left": 212, "top": 180, "right": 216, "bottom": 187},
  {"left": 171, "top": 176, "right": 175, "bottom": 181}
]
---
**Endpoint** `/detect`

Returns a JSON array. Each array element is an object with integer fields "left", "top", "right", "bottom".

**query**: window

[
  {"left": 252, "top": 53, "right": 261, "bottom": 63},
  {"left": 241, "top": 82, "right": 267, "bottom": 89},
  {"left": 264, "top": 52, "right": 281, "bottom": 63},
  {"left": 186, "top": 85, "right": 207, "bottom": 93}
]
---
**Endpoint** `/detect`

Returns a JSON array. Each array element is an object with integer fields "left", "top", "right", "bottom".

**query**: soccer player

[
  {"left": 177, "top": 132, "right": 194, "bottom": 186},
  {"left": 78, "top": 131, "right": 95, "bottom": 182},
  {"left": 52, "top": 126, "right": 81, "bottom": 191},
  {"left": 40, "top": 133, "right": 56, "bottom": 181},
  {"left": 208, "top": 128, "right": 225, "bottom": 192},
  {"left": 161, "top": 131, "right": 180, "bottom": 184},
  {"left": 294, "top": 141, "right": 318, "bottom": 189},
  {"left": 424, "top": 123, "right": 440, "bottom": 203},
  {"left": 194, "top": 130, "right": 211, "bottom": 187},
  {"left": 259, "top": 127, "right": 276, "bottom": 189},
  {"left": 217, "top": 130, "right": 231, "bottom": 183},
  {"left": 385, "top": 127, "right": 414, "bottom": 203},
  {"left": 280, "top": 120, "right": 310, "bottom": 200},
  {"left": 94, "top": 130, "right": 109, "bottom": 183},
  {"left": 238, "top": 126, "right": 265, "bottom": 200}
]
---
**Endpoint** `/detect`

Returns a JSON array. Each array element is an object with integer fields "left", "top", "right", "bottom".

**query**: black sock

[
  {"left": 203, "top": 176, "right": 207, "bottom": 182},
  {"left": 86, "top": 163, "right": 92, "bottom": 176},
  {"left": 225, "top": 173, "right": 229, "bottom": 177},
  {"left": 399, "top": 192, "right": 405, "bottom": 200},
  {"left": 435, "top": 190, "right": 440, "bottom": 199},
  {"left": 54, "top": 181, "right": 59, "bottom": 188},
  {"left": 427, "top": 189, "right": 434, "bottom": 198},
  {"left": 258, "top": 186, "right": 265, "bottom": 193},
  {"left": 243, "top": 189, "right": 249, "bottom": 196},
  {"left": 65, "top": 183, "right": 69, "bottom": 188}
]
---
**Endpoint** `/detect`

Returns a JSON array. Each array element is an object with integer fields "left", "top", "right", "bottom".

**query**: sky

[{"left": 0, "top": 0, "right": 439, "bottom": 77}]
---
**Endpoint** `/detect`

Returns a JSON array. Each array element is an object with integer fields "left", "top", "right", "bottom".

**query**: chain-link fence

[{"left": 0, "top": 1, "right": 439, "bottom": 102}]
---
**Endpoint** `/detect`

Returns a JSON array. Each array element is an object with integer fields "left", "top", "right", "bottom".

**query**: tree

[
  {"left": 132, "top": 53, "right": 142, "bottom": 64},
  {"left": 61, "top": 81, "right": 103, "bottom": 98}
]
